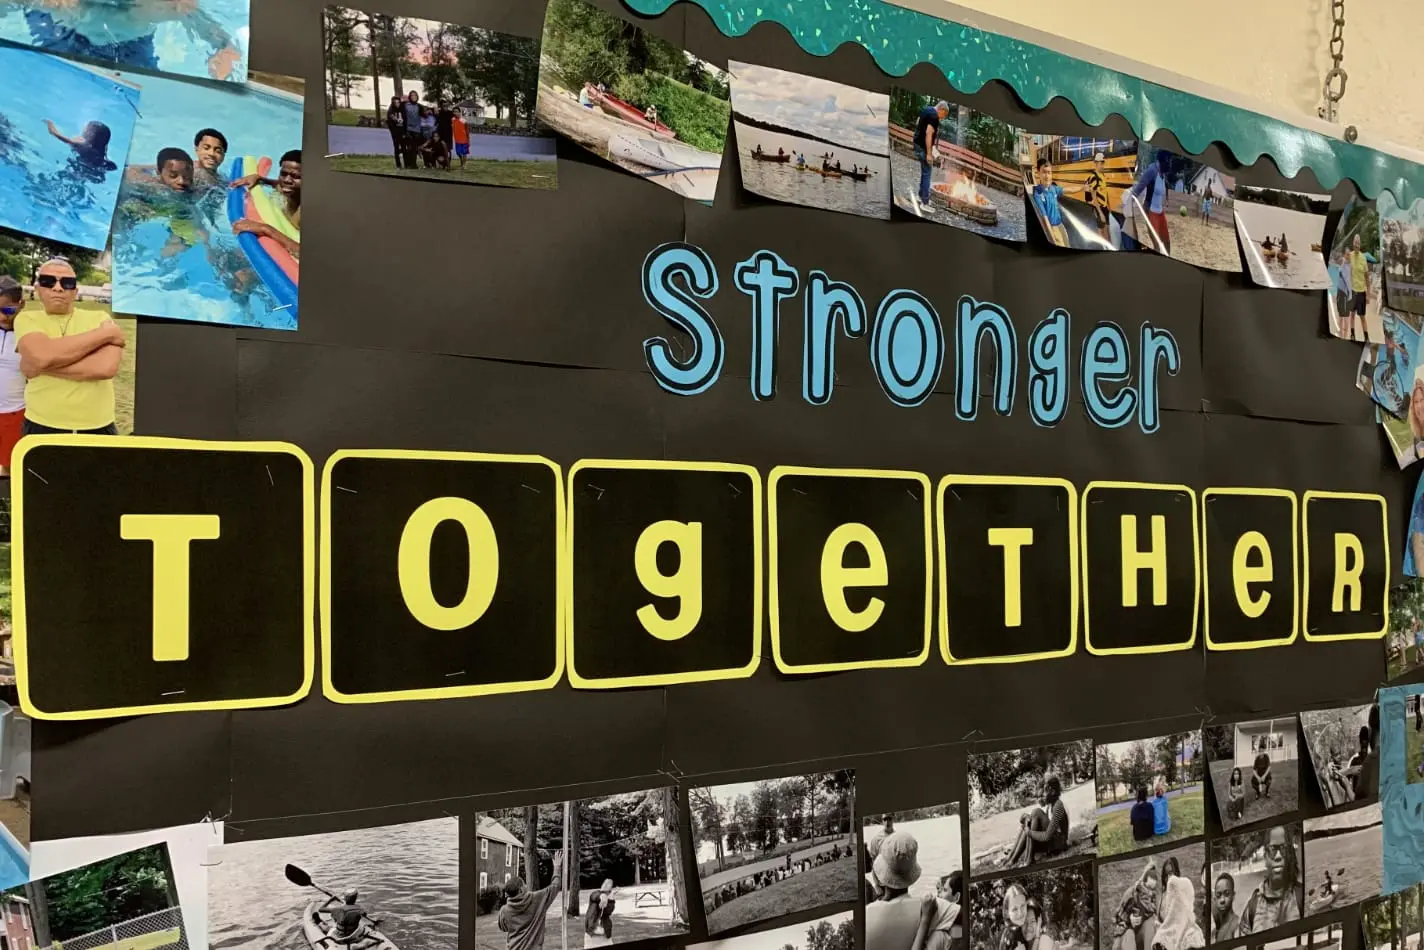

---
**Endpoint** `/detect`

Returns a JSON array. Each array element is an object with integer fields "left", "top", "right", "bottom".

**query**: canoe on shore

[
  {"left": 586, "top": 85, "right": 675, "bottom": 137},
  {"left": 609, "top": 132, "right": 721, "bottom": 173}
]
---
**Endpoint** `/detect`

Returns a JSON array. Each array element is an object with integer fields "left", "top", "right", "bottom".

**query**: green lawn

[
  {"left": 704, "top": 862, "right": 857, "bottom": 934},
  {"left": 1096, "top": 789, "right": 1205, "bottom": 857},
  {"left": 0, "top": 542, "right": 10, "bottom": 624},
  {"left": 329, "top": 155, "right": 556, "bottom": 190},
  {"left": 1406, "top": 710, "right": 1424, "bottom": 783},
  {"left": 1390, "top": 642, "right": 1423, "bottom": 681},
  {"left": 19, "top": 302, "right": 136, "bottom": 435}
]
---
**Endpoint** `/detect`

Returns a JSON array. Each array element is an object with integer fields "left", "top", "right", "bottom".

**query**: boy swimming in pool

[
  {"left": 19, "top": 0, "right": 243, "bottom": 80},
  {"left": 230, "top": 149, "right": 301, "bottom": 258},
  {"left": 192, "top": 127, "right": 229, "bottom": 187},
  {"left": 44, "top": 119, "right": 118, "bottom": 175},
  {"left": 122, "top": 147, "right": 207, "bottom": 256}
]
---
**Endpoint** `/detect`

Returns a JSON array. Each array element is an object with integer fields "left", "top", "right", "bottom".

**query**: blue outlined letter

[
  {"left": 1139, "top": 324, "right": 1180, "bottom": 434},
  {"left": 954, "top": 295, "right": 1017, "bottom": 420},
  {"left": 1081, "top": 321, "right": 1137, "bottom": 428},
  {"left": 803, "top": 271, "right": 867, "bottom": 405},
  {"left": 642, "top": 243, "right": 723, "bottom": 396},
  {"left": 734, "top": 250, "right": 799, "bottom": 401},
  {"left": 1027, "top": 308, "right": 1070, "bottom": 427},
  {"left": 870, "top": 290, "right": 944, "bottom": 407}
]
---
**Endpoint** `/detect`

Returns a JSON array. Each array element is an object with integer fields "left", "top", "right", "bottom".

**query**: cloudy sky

[{"left": 728, "top": 60, "right": 888, "bottom": 156}]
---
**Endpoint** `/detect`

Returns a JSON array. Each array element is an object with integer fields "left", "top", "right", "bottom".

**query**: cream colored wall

[{"left": 917, "top": 0, "right": 1424, "bottom": 154}]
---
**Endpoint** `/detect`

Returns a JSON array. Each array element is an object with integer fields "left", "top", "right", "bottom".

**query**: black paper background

[{"left": 30, "top": 3, "right": 1408, "bottom": 950}]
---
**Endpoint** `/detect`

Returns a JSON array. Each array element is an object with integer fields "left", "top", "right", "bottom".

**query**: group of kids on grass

[
  {"left": 703, "top": 838, "right": 853, "bottom": 915},
  {"left": 384, "top": 92, "right": 472, "bottom": 173}
]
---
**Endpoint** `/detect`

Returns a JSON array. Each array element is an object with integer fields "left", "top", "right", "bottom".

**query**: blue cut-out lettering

[
  {"left": 734, "top": 250, "right": 799, "bottom": 401},
  {"left": 954, "top": 295, "right": 1017, "bottom": 420},
  {"left": 871, "top": 290, "right": 943, "bottom": 407},
  {"left": 1081, "top": 321, "right": 1137, "bottom": 428},
  {"left": 1138, "top": 324, "right": 1180, "bottom": 434},
  {"left": 1027, "top": 308, "right": 1069, "bottom": 427},
  {"left": 803, "top": 271, "right": 867, "bottom": 405},
  {"left": 641, "top": 242, "right": 723, "bottom": 396}
]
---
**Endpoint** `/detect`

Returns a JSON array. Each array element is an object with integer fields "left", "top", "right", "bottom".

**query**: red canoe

[{"left": 587, "top": 85, "right": 675, "bottom": 138}]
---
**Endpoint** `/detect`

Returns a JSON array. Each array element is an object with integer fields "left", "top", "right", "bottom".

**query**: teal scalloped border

[{"left": 626, "top": 0, "right": 1422, "bottom": 207}]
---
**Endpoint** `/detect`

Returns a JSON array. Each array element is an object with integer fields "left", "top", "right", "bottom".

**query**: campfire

[{"left": 931, "top": 176, "right": 998, "bottom": 225}]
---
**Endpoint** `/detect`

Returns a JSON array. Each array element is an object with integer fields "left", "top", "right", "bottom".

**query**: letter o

[{"left": 398, "top": 497, "right": 500, "bottom": 631}]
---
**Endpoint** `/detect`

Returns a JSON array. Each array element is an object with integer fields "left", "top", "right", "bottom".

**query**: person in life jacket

[{"left": 322, "top": 890, "right": 368, "bottom": 943}]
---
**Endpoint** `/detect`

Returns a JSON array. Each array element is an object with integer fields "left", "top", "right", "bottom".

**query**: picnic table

[{"left": 633, "top": 890, "right": 666, "bottom": 908}]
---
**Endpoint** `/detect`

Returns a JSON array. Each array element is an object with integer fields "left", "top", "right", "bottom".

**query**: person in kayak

[
  {"left": 499, "top": 849, "right": 565, "bottom": 950},
  {"left": 321, "top": 890, "right": 371, "bottom": 944}
]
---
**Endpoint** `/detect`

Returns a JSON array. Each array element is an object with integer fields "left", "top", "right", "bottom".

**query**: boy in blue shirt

[{"left": 1031, "top": 158, "right": 1086, "bottom": 247}]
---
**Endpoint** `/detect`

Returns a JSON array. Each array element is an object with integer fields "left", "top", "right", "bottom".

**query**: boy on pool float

[
  {"left": 20, "top": 0, "right": 243, "bottom": 80},
  {"left": 230, "top": 149, "right": 301, "bottom": 258}
]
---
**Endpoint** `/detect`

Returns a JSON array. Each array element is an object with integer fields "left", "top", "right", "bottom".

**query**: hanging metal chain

[{"left": 1320, "top": 0, "right": 1352, "bottom": 137}]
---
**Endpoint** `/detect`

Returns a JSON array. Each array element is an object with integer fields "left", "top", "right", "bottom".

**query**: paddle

[{"left": 286, "top": 865, "right": 384, "bottom": 930}]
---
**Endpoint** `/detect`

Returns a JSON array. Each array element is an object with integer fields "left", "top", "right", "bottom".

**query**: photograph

[
  {"left": 1407, "top": 469, "right": 1424, "bottom": 578},
  {"left": 863, "top": 804, "right": 964, "bottom": 950},
  {"left": 1094, "top": 730, "right": 1205, "bottom": 857},
  {"left": 888, "top": 89, "right": 1025, "bottom": 241},
  {"left": 324, "top": 8, "right": 557, "bottom": 190},
  {"left": 1302, "top": 803, "right": 1382, "bottom": 916},
  {"left": 727, "top": 61, "right": 890, "bottom": 220},
  {"left": 1361, "top": 885, "right": 1424, "bottom": 950},
  {"left": 1357, "top": 309, "right": 1423, "bottom": 421},
  {"left": 1233, "top": 187, "right": 1332, "bottom": 290},
  {"left": 1204, "top": 718, "right": 1300, "bottom": 831},
  {"left": 1123, "top": 145, "right": 1242, "bottom": 273},
  {"left": 537, "top": 0, "right": 727, "bottom": 202},
  {"left": 1096, "top": 842, "right": 1207, "bottom": 950},
  {"left": 1406, "top": 692, "right": 1424, "bottom": 783},
  {"left": 1021, "top": 136, "right": 1138, "bottom": 251},
  {"left": 568, "top": 788, "right": 690, "bottom": 947},
  {"left": 967, "top": 862, "right": 1096, "bottom": 950},
  {"left": 968, "top": 739, "right": 1097, "bottom": 877},
  {"left": 691, "top": 771, "right": 857, "bottom": 936},
  {"left": 688, "top": 910, "right": 854, "bottom": 950},
  {"left": 474, "top": 803, "right": 569, "bottom": 950},
  {"left": 1299, "top": 704, "right": 1379, "bottom": 809},
  {"left": 0, "top": 46, "right": 138, "bottom": 251},
  {"left": 1262, "top": 924, "right": 1344, "bottom": 950},
  {"left": 208, "top": 816, "right": 459, "bottom": 950},
  {"left": 1208, "top": 823, "right": 1305, "bottom": 943},
  {"left": 1388, "top": 579, "right": 1424, "bottom": 680},
  {"left": 1328, "top": 197, "right": 1385, "bottom": 342},
  {"left": 4, "top": 842, "right": 188, "bottom": 949},
  {"left": 110, "top": 68, "right": 303, "bottom": 330},
  {"left": 1381, "top": 190, "right": 1424, "bottom": 317},
  {"left": 0, "top": 0, "right": 247, "bottom": 82},
  {"left": 0, "top": 498, "right": 28, "bottom": 891},
  {"left": 0, "top": 231, "right": 138, "bottom": 439},
  {"left": 1381, "top": 391, "right": 1424, "bottom": 471}
]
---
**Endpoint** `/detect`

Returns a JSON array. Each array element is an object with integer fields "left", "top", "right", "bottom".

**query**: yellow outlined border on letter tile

[
  {"left": 565, "top": 458, "right": 763, "bottom": 689},
  {"left": 13, "top": 435, "right": 315, "bottom": 720},
  {"left": 1202, "top": 487, "right": 1299, "bottom": 651},
  {"left": 1302, "top": 490, "right": 1390, "bottom": 642},
  {"left": 320, "top": 448, "right": 566, "bottom": 704},
  {"left": 770, "top": 466, "right": 932, "bottom": 675},
  {"left": 1082, "top": 480, "right": 1199, "bottom": 656},
  {"left": 938, "top": 474, "right": 1079, "bottom": 666}
]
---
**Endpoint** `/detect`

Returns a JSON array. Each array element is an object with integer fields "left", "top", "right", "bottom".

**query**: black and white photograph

[
  {"left": 688, "top": 910, "right": 854, "bottom": 950},
  {"left": 1233, "top": 187, "right": 1332, "bottom": 290},
  {"left": 1299, "top": 704, "right": 1379, "bottom": 809},
  {"left": 727, "top": 61, "right": 891, "bottom": 220},
  {"left": 968, "top": 739, "right": 1097, "bottom": 877},
  {"left": 3, "top": 842, "right": 188, "bottom": 950},
  {"left": 571, "top": 788, "right": 690, "bottom": 947},
  {"left": 691, "top": 771, "right": 857, "bottom": 936},
  {"left": 1262, "top": 924, "right": 1344, "bottom": 950},
  {"left": 967, "top": 862, "right": 1096, "bottom": 950},
  {"left": 475, "top": 803, "right": 570, "bottom": 950},
  {"left": 207, "top": 816, "right": 459, "bottom": 949},
  {"left": 1303, "top": 803, "right": 1382, "bottom": 917},
  {"left": 1096, "top": 843, "right": 1207, "bottom": 950},
  {"left": 864, "top": 804, "right": 965, "bottom": 950},
  {"left": 1208, "top": 822, "right": 1305, "bottom": 943},
  {"left": 1204, "top": 718, "right": 1300, "bottom": 831},
  {"left": 1360, "top": 884, "right": 1424, "bottom": 950},
  {"left": 1094, "top": 731, "right": 1205, "bottom": 857}
]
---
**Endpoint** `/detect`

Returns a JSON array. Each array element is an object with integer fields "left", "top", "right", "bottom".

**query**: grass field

[
  {"left": 1389, "top": 642, "right": 1424, "bottom": 681},
  {"left": 18, "top": 302, "right": 136, "bottom": 435},
  {"left": 1406, "top": 713, "right": 1424, "bottom": 784},
  {"left": 1097, "top": 789, "right": 1205, "bottom": 857},
  {"left": 1096, "top": 843, "right": 1207, "bottom": 950},
  {"left": 0, "top": 542, "right": 10, "bottom": 622},
  {"left": 1305, "top": 826, "right": 1384, "bottom": 911},
  {"left": 329, "top": 155, "right": 557, "bottom": 189},
  {"left": 704, "top": 862, "right": 856, "bottom": 934},
  {"left": 1210, "top": 760, "right": 1299, "bottom": 830}
]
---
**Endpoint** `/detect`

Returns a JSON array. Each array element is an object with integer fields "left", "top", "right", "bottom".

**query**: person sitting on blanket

[{"left": 1006, "top": 773, "right": 1070, "bottom": 866}]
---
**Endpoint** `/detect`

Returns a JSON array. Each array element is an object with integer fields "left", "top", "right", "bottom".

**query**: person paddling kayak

[{"left": 321, "top": 890, "right": 373, "bottom": 944}]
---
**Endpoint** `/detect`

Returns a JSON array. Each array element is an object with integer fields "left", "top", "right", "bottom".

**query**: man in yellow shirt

[
  {"left": 15, "top": 259, "right": 125, "bottom": 435},
  {"left": 1345, "top": 233, "right": 1372, "bottom": 341}
]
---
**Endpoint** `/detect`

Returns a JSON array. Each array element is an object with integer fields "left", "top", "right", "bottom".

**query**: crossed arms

[{"left": 18, "top": 322, "right": 124, "bottom": 382}]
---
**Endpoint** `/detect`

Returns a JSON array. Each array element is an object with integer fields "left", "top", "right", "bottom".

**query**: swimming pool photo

[
  {"left": 0, "top": 45, "right": 139, "bottom": 250},
  {"left": 110, "top": 69, "right": 304, "bottom": 330},
  {"left": 0, "top": 0, "right": 251, "bottom": 83}
]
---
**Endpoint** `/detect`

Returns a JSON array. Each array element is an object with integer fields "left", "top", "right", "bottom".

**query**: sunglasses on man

[{"left": 37, "top": 275, "right": 78, "bottom": 291}]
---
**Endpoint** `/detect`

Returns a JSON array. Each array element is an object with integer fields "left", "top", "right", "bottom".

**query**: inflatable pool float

[{"left": 227, "top": 156, "right": 299, "bottom": 319}]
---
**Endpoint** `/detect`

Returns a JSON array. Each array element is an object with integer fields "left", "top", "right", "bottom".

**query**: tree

[
  {"left": 1122, "top": 742, "right": 1153, "bottom": 797},
  {"left": 751, "top": 781, "right": 779, "bottom": 852},
  {"left": 688, "top": 786, "right": 726, "bottom": 872},
  {"left": 805, "top": 916, "right": 855, "bottom": 950},
  {"left": 523, "top": 806, "right": 540, "bottom": 886},
  {"left": 1155, "top": 734, "right": 1182, "bottom": 787},
  {"left": 24, "top": 844, "right": 175, "bottom": 941},
  {"left": 662, "top": 786, "right": 688, "bottom": 928},
  {"left": 0, "top": 233, "right": 103, "bottom": 285},
  {"left": 455, "top": 27, "right": 542, "bottom": 128},
  {"left": 566, "top": 801, "right": 581, "bottom": 917},
  {"left": 1097, "top": 748, "right": 1118, "bottom": 804},
  {"left": 421, "top": 22, "right": 461, "bottom": 105},
  {"left": 322, "top": 7, "right": 360, "bottom": 119}
]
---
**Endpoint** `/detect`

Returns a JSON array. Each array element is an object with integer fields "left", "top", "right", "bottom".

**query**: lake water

[
  {"left": 1235, "top": 202, "right": 1332, "bottom": 290},
  {"left": 0, "top": 45, "right": 137, "bottom": 250},
  {"left": 735, "top": 122, "right": 890, "bottom": 220},
  {"left": 0, "top": 0, "right": 251, "bottom": 83},
  {"left": 208, "top": 817, "right": 459, "bottom": 950},
  {"left": 110, "top": 69, "right": 302, "bottom": 329},
  {"left": 877, "top": 817, "right": 962, "bottom": 899}
]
